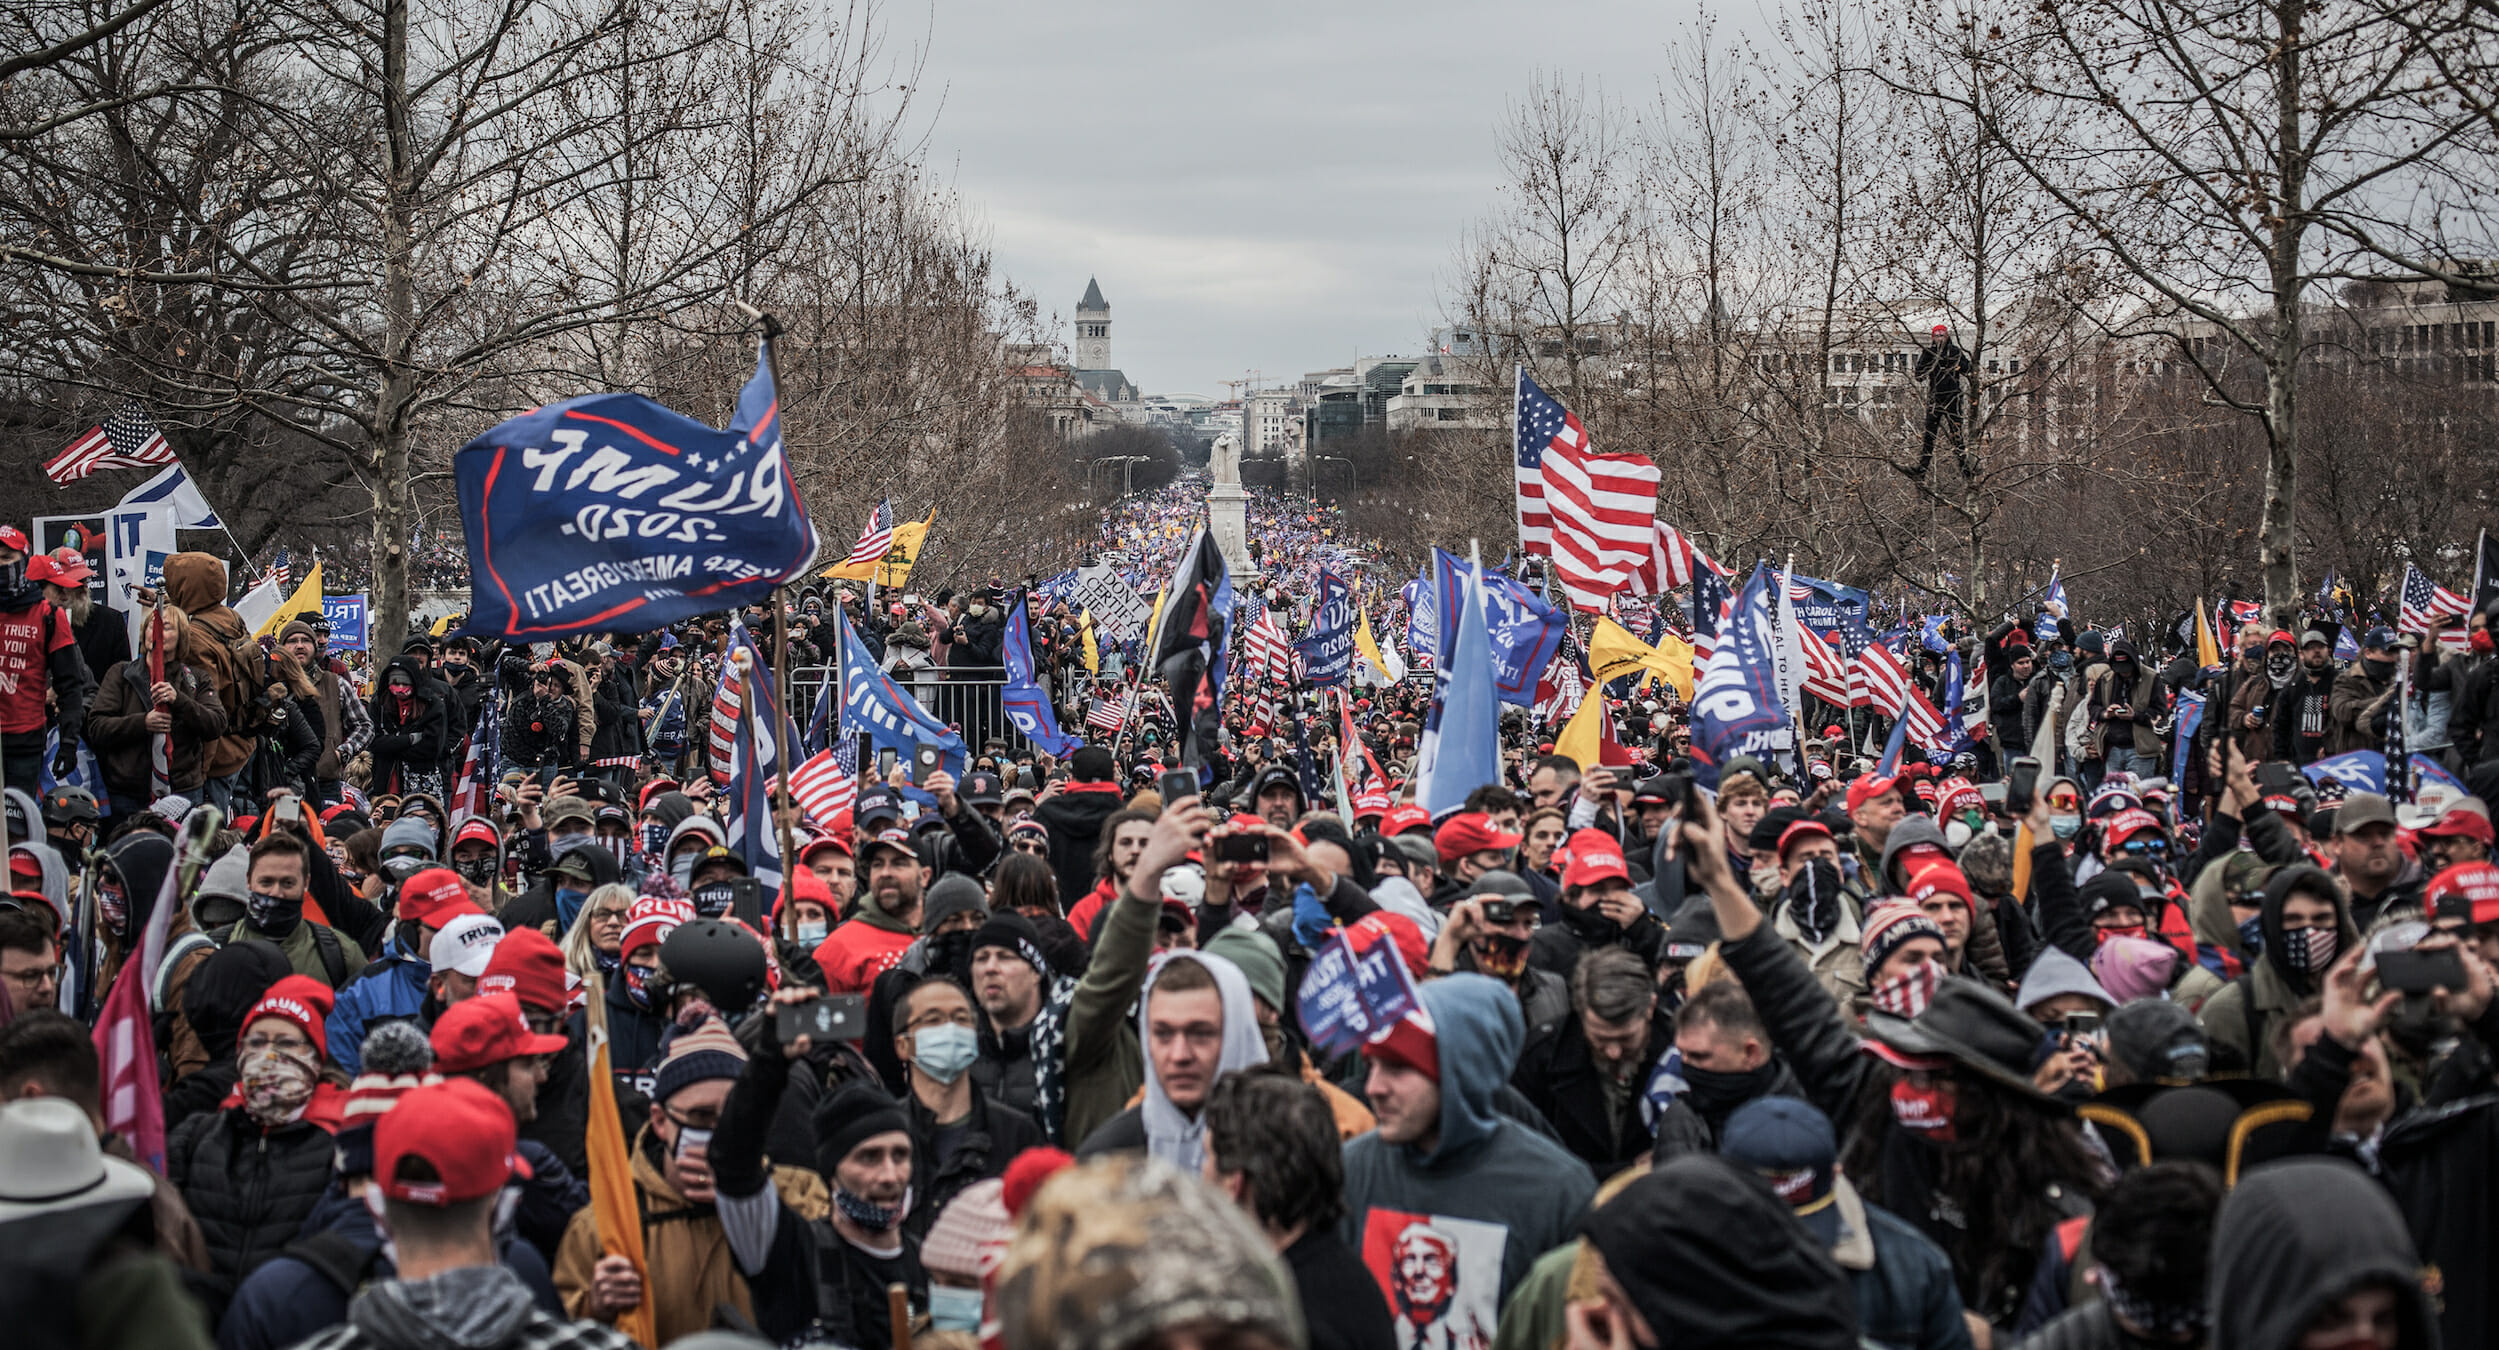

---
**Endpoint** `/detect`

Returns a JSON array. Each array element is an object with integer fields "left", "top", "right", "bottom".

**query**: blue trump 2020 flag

[
  {"left": 1297, "top": 568, "right": 1357, "bottom": 688},
  {"left": 1002, "top": 593, "right": 1083, "bottom": 756},
  {"left": 835, "top": 608, "right": 967, "bottom": 773},
  {"left": 1416, "top": 552, "right": 1502, "bottom": 818},
  {"left": 1430, "top": 547, "right": 1563, "bottom": 707},
  {"left": 455, "top": 343, "right": 820, "bottom": 641},
  {"left": 1689, "top": 563, "right": 1795, "bottom": 790}
]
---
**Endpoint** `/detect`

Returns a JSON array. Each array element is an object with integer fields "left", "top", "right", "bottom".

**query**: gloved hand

[
  {"left": 1291, "top": 881, "right": 1333, "bottom": 951},
  {"left": 51, "top": 740, "right": 79, "bottom": 780}
]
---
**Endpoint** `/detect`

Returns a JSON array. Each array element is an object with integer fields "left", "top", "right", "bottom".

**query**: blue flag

[
  {"left": 802, "top": 675, "right": 833, "bottom": 756},
  {"left": 1688, "top": 564, "right": 1796, "bottom": 790},
  {"left": 1296, "top": 928, "right": 1422, "bottom": 1058},
  {"left": 1417, "top": 555, "right": 1502, "bottom": 818},
  {"left": 1874, "top": 706, "right": 1911, "bottom": 776},
  {"left": 2299, "top": 750, "right": 2462, "bottom": 798},
  {"left": 1919, "top": 614, "right": 1951, "bottom": 654},
  {"left": 834, "top": 608, "right": 967, "bottom": 773},
  {"left": 453, "top": 343, "right": 821, "bottom": 642},
  {"left": 2170, "top": 692, "right": 2206, "bottom": 810},
  {"left": 1431, "top": 548, "right": 1564, "bottom": 707},
  {"left": 724, "top": 619, "right": 792, "bottom": 890},
  {"left": 1002, "top": 594, "right": 1083, "bottom": 757},
  {"left": 1691, "top": 566, "right": 1729, "bottom": 642},
  {"left": 1296, "top": 568, "right": 1357, "bottom": 688},
  {"left": 1403, "top": 576, "right": 1437, "bottom": 662},
  {"left": 1941, "top": 650, "right": 1973, "bottom": 754}
]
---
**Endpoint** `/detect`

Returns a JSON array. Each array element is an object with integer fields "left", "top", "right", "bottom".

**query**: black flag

[{"left": 1150, "top": 526, "right": 1236, "bottom": 773}]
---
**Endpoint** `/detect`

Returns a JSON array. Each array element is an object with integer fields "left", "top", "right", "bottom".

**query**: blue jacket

[
  {"left": 1847, "top": 1191, "right": 1975, "bottom": 1350},
  {"left": 215, "top": 1188, "right": 561, "bottom": 1350},
  {"left": 325, "top": 940, "right": 430, "bottom": 1075}
]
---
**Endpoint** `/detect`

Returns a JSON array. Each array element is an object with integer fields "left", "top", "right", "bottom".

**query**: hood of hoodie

[
  {"left": 1137, "top": 949, "right": 1269, "bottom": 1169},
  {"left": 1877, "top": 814, "right": 1952, "bottom": 894},
  {"left": 664, "top": 814, "right": 726, "bottom": 860},
  {"left": 190, "top": 845, "right": 253, "bottom": 935},
  {"left": 161, "top": 552, "right": 231, "bottom": 617},
  {"left": 183, "top": 938, "right": 296, "bottom": 1055},
  {"left": 1366, "top": 875, "right": 1443, "bottom": 942},
  {"left": 347, "top": 1262, "right": 537, "bottom": 1350},
  {"left": 379, "top": 815, "right": 439, "bottom": 863},
  {"left": 2257, "top": 864, "right": 2357, "bottom": 993},
  {"left": 2209, "top": 1158, "right": 2435, "bottom": 1350},
  {"left": 104, "top": 832, "right": 177, "bottom": 938},
  {"left": 2013, "top": 945, "right": 2111, "bottom": 1017},
  {"left": 2187, "top": 849, "right": 2248, "bottom": 958},
  {"left": 375, "top": 657, "right": 439, "bottom": 710},
  {"left": 1411, "top": 973, "right": 1523, "bottom": 1167},
  {"left": 7, "top": 817, "right": 71, "bottom": 929},
  {"left": 646, "top": 792, "right": 696, "bottom": 830}
]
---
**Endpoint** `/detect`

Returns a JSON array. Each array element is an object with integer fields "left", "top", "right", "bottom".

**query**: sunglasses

[{"left": 1010, "top": 840, "right": 1048, "bottom": 855}]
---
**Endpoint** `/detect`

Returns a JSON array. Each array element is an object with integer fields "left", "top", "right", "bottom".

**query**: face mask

[
  {"left": 2050, "top": 651, "right": 2072, "bottom": 671},
  {"left": 641, "top": 823, "right": 669, "bottom": 857},
  {"left": 2267, "top": 651, "right": 2297, "bottom": 686},
  {"left": 834, "top": 1186, "right": 905, "bottom": 1232},
  {"left": 2475, "top": 629, "right": 2495, "bottom": 655},
  {"left": 1890, "top": 1077, "right": 1957, "bottom": 1142},
  {"left": 912, "top": 1023, "right": 980, "bottom": 1084},
  {"left": 455, "top": 855, "right": 497, "bottom": 886},
  {"left": 98, "top": 880, "right": 129, "bottom": 939},
  {"left": 592, "top": 946, "right": 621, "bottom": 976},
  {"left": 1678, "top": 1060, "right": 1774, "bottom": 1114},
  {"left": 623, "top": 964, "right": 655, "bottom": 1009},
  {"left": 0, "top": 558, "right": 23, "bottom": 591},
  {"left": 556, "top": 887, "right": 589, "bottom": 932},
  {"left": 1784, "top": 860, "right": 1845, "bottom": 945},
  {"left": 928, "top": 1284, "right": 984, "bottom": 1334},
  {"left": 1470, "top": 933, "right": 1531, "bottom": 979},
  {"left": 926, "top": 929, "right": 975, "bottom": 980},
  {"left": 246, "top": 889, "right": 303, "bottom": 937},
  {"left": 2236, "top": 913, "right": 2266, "bottom": 957},
  {"left": 238, "top": 1047, "right": 319, "bottom": 1127},
  {"left": 2050, "top": 815, "right": 2082, "bottom": 840},
  {"left": 1561, "top": 901, "right": 1623, "bottom": 945},
  {"left": 2278, "top": 925, "right": 2339, "bottom": 975},
  {"left": 1870, "top": 961, "right": 1941, "bottom": 1020},
  {"left": 670, "top": 852, "right": 697, "bottom": 888},
  {"left": 795, "top": 920, "right": 828, "bottom": 945},
  {"left": 2364, "top": 657, "right": 2397, "bottom": 683},
  {"left": 550, "top": 831, "right": 591, "bottom": 858},
  {"left": 603, "top": 835, "right": 631, "bottom": 863}
]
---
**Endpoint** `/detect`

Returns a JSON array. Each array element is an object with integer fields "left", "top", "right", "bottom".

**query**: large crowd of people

[{"left": 0, "top": 496, "right": 2493, "bottom": 1350}]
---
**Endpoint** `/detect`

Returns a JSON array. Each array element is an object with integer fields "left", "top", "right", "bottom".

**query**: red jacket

[
  {"left": 1065, "top": 877, "right": 1120, "bottom": 942},
  {"left": 813, "top": 918, "right": 916, "bottom": 995}
]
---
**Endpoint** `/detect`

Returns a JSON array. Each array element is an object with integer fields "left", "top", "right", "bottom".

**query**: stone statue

[{"left": 1211, "top": 432, "right": 1241, "bottom": 486}]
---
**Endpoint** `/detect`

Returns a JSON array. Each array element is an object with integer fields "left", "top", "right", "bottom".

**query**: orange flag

[{"left": 585, "top": 977, "right": 656, "bottom": 1345}]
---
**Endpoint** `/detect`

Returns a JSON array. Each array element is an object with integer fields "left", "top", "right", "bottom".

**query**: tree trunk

[
  {"left": 2260, "top": 0, "right": 2307, "bottom": 632},
  {"left": 369, "top": 0, "right": 418, "bottom": 672}
]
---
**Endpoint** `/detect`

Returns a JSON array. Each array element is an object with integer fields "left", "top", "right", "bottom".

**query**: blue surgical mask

[
  {"left": 911, "top": 1024, "right": 980, "bottom": 1084},
  {"left": 928, "top": 1284, "right": 984, "bottom": 1333},
  {"left": 795, "top": 920, "right": 829, "bottom": 945},
  {"left": 2051, "top": 815, "right": 2082, "bottom": 840},
  {"left": 556, "top": 886, "right": 588, "bottom": 931}
]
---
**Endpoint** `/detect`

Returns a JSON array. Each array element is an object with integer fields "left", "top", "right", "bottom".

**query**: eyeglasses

[
  {"left": 907, "top": 1007, "right": 977, "bottom": 1031},
  {"left": 590, "top": 906, "right": 631, "bottom": 925},
  {"left": 1, "top": 962, "right": 59, "bottom": 988},
  {"left": 2048, "top": 794, "right": 2080, "bottom": 809}
]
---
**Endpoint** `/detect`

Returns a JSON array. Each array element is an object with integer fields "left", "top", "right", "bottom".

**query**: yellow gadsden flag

[
  {"left": 1588, "top": 616, "right": 1695, "bottom": 700},
  {"left": 1080, "top": 609, "right": 1101, "bottom": 675},
  {"left": 251, "top": 561, "right": 324, "bottom": 639},
  {"left": 820, "top": 509, "right": 934, "bottom": 588},
  {"left": 584, "top": 976, "right": 656, "bottom": 1345},
  {"left": 2193, "top": 597, "right": 2222, "bottom": 669},
  {"left": 1352, "top": 607, "right": 1405, "bottom": 683}
]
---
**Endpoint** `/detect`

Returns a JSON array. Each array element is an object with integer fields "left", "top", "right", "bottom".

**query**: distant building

[
  {"left": 1244, "top": 388, "right": 1299, "bottom": 457},
  {"left": 1386, "top": 355, "right": 1501, "bottom": 430},
  {"left": 1071, "top": 277, "right": 1141, "bottom": 407}
]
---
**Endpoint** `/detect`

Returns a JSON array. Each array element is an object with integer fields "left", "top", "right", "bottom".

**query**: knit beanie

[
  {"left": 335, "top": 1021, "right": 441, "bottom": 1178},
  {"left": 1201, "top": 927, "right": 1286, "bottom": 1011},
  {"left": 922, "top": 1177, "right": 1013, "bottom": 1281},
  {"left": 1859, "top": 901, "right": 1946, "bottom": 976},
  {"left": 922, "top": 873, "right": 991, "bottom": 936},
  {"left": 650, "top": 1016, "right": 746, "bottom": 1104},
  {"left": 814, "top": 1080, "right": 911, "bottom": 1178},
  {"left": 242, "top": 975, "right": 337, "bottom": 1061},
  {"left": 971, "top": 912, "right": 1050, "bottom": 979}
]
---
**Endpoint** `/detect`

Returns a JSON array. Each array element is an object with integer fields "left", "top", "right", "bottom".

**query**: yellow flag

[
  {"left": 428, "top": 612, "right": 453, "bottom": 637},
  {"left": 1080, "top": 609, "right": 1101, "bottom": 675},
  {"left": 583, "top": 977, "right": 656, "bottom": 1345},
  {"left": 2193, "top": 597, "right": 2222, "bottom": 668},
  {"left": 820, "top": 509, "right": 933, "bottom": 587},
  {"left": 252, "top": 561, "right": 324, "bottom": 639},
  {"left": 1554, "top": 683, "right": 1609, "bottom": 772},
  {"left": 1588, "top": 616, "right": 1695, "bottom": 700}
]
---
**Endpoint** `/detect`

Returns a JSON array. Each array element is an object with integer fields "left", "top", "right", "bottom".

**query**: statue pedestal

[{"left": 1206, "top": 481, "right": 1257, "bottom": 584}]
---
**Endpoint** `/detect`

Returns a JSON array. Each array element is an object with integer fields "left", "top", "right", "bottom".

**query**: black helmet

[{"left": 658, "top": 918, "right": 769, "bottom": 1012}]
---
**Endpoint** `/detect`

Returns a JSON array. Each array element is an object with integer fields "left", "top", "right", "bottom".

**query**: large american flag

[
  {"left": 45, "top": 401, "right": 175, "bottom": 484},
  {"left": 1514, "top": 372, "right": 1661, "bottom": 611},
  {"left": 709, "top": 637, "right": 746, "bottom": 787},
  {"left": 1625, "top": 521, "right": 1724, "bottom": 594},
  {"left": 1240, "top": 608, "right": 1299, "bottom": 686},
  {"left": 1851, "top": 642, "right": 1913, "bottom": 715},
  {"left": 843, "top": 498, "right": 897, "bottom": 568},
  {"left": 1799, "top": 625, "right": 1852, "bottom": 707},
  {"left": 447, "top": 688, "right": 500, "bottom": 831},
  {"left": 1085, "top": 697, "right": 1125, "bottom": 734},
  {"left": 788, "top": 741, "right": 859, "bottom": 826},
  {"left": 2399, "top": 564, "right": 2471, "bottom": 652}
]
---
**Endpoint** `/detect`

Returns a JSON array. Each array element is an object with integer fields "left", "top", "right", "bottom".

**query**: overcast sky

[{"left": 897, "top": 0, "right": 1721, "bottom": 400}]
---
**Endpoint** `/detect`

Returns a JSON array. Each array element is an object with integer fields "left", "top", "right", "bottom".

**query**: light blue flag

[{"left": 1416, "top": 554, "right": 1502, "bottom": 819}]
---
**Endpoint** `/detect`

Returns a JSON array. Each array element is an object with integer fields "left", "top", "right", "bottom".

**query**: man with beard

[
  {"left": 2330, "top": 627, "right": 2404, "bottom": 756},
  {"left": 1065, "top": 807, "right": 1156, "bottom": 940},
  {"left": 2273, "top": 628, "right": 2344, "bottom": 766},
  {"left": 279, "top": 620, "right": 368, "bottom": 807},
  {"left": 0, "top": 526, "right": 88, "bottom": 795},
  {"left": 2093, "top": 639, "right": 2163, "bottom": 780},
  {"left": 1423, "top": 872, "right": 1568, "bottom": 1031},
  {"left": 1511, "top": 948, "right": 1676, "bottom": 1176},
  {"left": 816, "top": 828, "right": 926, "bottom": 994},
  {"left": 35, "top": 546, "right": 125, "bottom": 685}
]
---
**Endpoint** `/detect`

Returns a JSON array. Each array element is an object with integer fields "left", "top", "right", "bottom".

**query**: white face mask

[{"left": 928, "top": 1283, "right": 984, "bottom": 1332}]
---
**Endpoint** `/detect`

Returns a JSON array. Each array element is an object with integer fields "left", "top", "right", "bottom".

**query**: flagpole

[{"left": 738, "top": 302, "right": 803, "bottom": 881}]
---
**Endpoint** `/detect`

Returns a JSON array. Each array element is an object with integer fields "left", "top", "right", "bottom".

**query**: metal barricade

[{"left": 787, "top": 666, "right": 1030, "bottom": 758}]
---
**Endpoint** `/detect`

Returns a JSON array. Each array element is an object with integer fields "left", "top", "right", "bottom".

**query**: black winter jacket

[
  {"left": 164, "top": 1104, "right": 337, "bottom": 1309},
  {"left": 903, "top": 1089, "right": 1045, "bottom": 1243},
  {"left": 367, "top": 658, "right": 449, "bottom": 791},
  {"left": 1511, "top": 1003, "right": 1679, "bottom": 1179}
]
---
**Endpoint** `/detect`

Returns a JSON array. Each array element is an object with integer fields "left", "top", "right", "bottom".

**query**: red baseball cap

[
  {"left": 2104, "top": 808, "right": 2165, "bottom": 846},
  {"left": 1907, "top": 862, "right": 1974, "bottom": 911},
  {"left": 799, "top": 830, "right": 853, "bottom": 861},
  {"left": 450, "top": 819, "right": 501, "bottom": 852},
  {"left": 0, "top": 526, "right": 27, "bottom": 553},
  {"left": 374, "top": 1078, "right": 531, "bottom": 1205},
  {"left": 429, "top": 992, "right": 569, "bottom": 1073},
  {"left": 1845, "top": 774, "right": 1900, "bottom": 814},
  {"left": 1775, "top": 816, "right": 1835, "bottom": 857},
  {"left": 2418, "top": 801, "right": 2496, "bottom": 846},
  {"left": 477, "top": 927, "right": 567, "bottom": 1014},
  {"left": 43, "top": 547, "right": 94, "bottom": 585},
  {"left": 2428, "top": 861, "right": 2499, "bottom": 927},
  {"left": 1559, "top": 828, "right": 1631, "bottom": 888},
  {"left": 1379, "top": 805, "right": 1433, "bottom": 839},
  {"left": 1433, "top": 812, "right": 1522, "bottom": 864},
  {"left": 397, "top": 867, "right": 483, "bottom": 928}
]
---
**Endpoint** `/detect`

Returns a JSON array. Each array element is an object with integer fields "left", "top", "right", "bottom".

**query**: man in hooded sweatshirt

[
  {"left": 2197, "top": 864, "right": 2359, "bottom": 1078},
  {"left": 1033, "top": 745, "right": 1130, "bottom": 909},
  {"left": 1339, "top": 973, "right": 1597, "bottom": 1342},
  {"left": 1074, "top": 948, "right": 1268, "bottom": 1163},
  {"left": 161, "top": 552, "right": 270, "bottom": 813},
  {"left": 0, "top": 525, "right": 89, "bottom": 796},
  {"left": 2092, "top": 640, "right": 2162, "bottom": 780},
  {"left": 2204, "top": 1158, "right": 2440, "bottom": 1350}
]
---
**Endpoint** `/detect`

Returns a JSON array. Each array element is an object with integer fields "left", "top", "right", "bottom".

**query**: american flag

[
  {"left": 2398, "top": 564, "right": 2471, "bottom": 652},
  {"left": 448, "top": 687, "right": 500, "bottom": 831},
  {"left": 1513, "top": 374, "right": 1661, "bottom": 611},
  {"left": 787, "top": 742, "right": 858, "bottom": 826},
  {"left": 1239, "top": 608, "right": 1298, "bottom": 685},
  {"left": 1085, "top": 697, "right": 1125, "bottom": 734},
  {"left": 1624, "top": 520, "right": 1726, "bottom": 595},
  {"left": 146, "top": 605, "right": 171, "bottom": 804},
  {"left": 44, "top": 401, "right": 175, "bottom": 484},
  {"left": 1799, "top": 625, "right": 1851, "bottom": 707},
  {"left": 844, "top": 498, "right": 897, "bottom": 568},
  {"left": 1851, "top": 642, "right": 1913, "bottom": 715},
  {"left": 269, "top": 547, "right": 291, "bottom": 589},
  {"left": 95, "top": 818, "right": 190, "bottom": 1170},
  {"left": 709, "top": 637, "right": 746, "bottom": 787}
]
